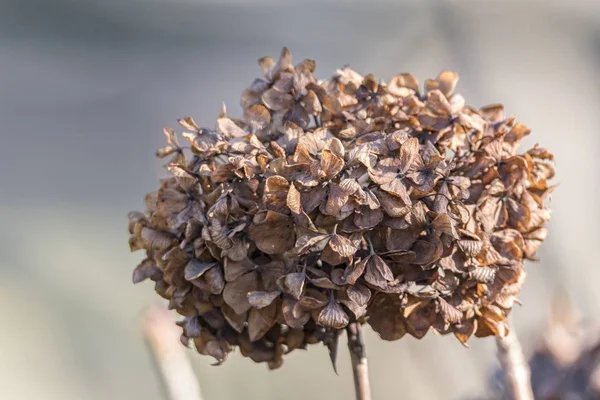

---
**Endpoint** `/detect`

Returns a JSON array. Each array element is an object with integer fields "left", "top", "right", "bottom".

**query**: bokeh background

[{"left": 2, "top": 0, "right": 599, "bottom": 399}]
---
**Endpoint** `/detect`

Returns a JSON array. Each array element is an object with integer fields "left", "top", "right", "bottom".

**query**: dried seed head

[{"left": 129, "top": 47, "right": 555, "bottom": 368}]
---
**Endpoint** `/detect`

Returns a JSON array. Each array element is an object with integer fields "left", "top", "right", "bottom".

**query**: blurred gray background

[{"left": 1, "top": 0, "right": 599, "bottom": 399}]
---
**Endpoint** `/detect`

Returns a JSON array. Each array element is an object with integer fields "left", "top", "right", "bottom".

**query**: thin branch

[
  {"left": 144, "top": 307, "right": 204, "bottom": 400},
  {"left": 346, "top": 322, "right": 372, "bottom": 400},
  {"left": 496, "top": 327, "right": 534, "bottom": 400}
]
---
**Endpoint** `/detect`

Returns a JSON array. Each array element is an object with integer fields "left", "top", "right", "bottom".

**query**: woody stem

[
  {"left": 346, "top": 322, "right": 372, "bottom": 400},
  {"left": 495, "top": 326, "right": 534, "bottom": 400}
]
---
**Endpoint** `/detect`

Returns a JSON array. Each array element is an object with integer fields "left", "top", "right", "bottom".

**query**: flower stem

[
  {"left": 496, "top": 327, "right": 534, "bottom": 400},
  {"left": 346, "top": 322, "right": 372, "bottom": 400}
]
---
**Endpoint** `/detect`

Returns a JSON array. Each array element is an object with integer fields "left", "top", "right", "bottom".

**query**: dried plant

[{"left": 128, "top": 47, "right": 554, "bottom": 382}]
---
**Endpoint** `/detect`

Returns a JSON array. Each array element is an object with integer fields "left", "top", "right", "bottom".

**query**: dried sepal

[{"left": 318, "top": 299, "right": 349, "bottom": 329}]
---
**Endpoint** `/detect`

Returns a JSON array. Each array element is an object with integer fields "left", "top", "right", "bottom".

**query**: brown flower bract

[{"left": 129, "top": 47, "right": 555, "bottom": 368}]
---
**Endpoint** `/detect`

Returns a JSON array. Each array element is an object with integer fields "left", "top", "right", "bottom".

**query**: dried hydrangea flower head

[{"left": 129, "top": 47, "right": 554, "bottom": 369}]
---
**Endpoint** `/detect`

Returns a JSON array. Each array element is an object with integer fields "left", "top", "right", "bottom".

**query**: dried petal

[
  {"left": 184, "top": 259, "right": 216, "bottom": 281},
  {"left": 223, "top": 271, "right": 259, "bottom": 314},
  {"left": 247, "top": 291, "right": 281, "bottom": 309},
  {"left": 318, "top": 300, "right": 349, "bottom": 329},
  {"left": 248, "top": 302, "right": 277, "bottom": 341},
  {"left": 216, "top": 116, "right": 247, "bottom": 139},
  {"left": 278, "top": 272, "right": 305, "bottom": 300},
  {"left": 328, "top": 233, "right": 358, "bottom": 257},
  {"left": 364, "top": 255, "right": 394, "bottom": 290}
]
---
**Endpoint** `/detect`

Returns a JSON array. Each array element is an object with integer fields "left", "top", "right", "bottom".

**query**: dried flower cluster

[{"left": 129, "top": 48, "right": 554, "bottom": 368}]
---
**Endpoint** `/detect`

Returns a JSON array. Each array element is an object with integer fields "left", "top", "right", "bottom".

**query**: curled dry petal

[
  {"left": 132, "top": 259, "right": 161, "bottom": 284},
  {"left": 184, "top": 259, "right": 216, "bottom": 281}
]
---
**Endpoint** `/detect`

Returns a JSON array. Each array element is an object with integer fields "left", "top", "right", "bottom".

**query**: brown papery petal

[
  {"left": 405, "top": 301, "right": 436, "bottom": 339},
  {"left": 431, "top": 213, "right": 459, "bottom": 238},
  {"left": 387, "top": 73, "right": 420, "bottom": 97},
  {"left": 132, "top": 259, "right": 161, "bottom": 284},
  {"left": 285, "top": 104, "right": 310, "bottom": 130},
  {"left": 216, "top": 116, "right": 247, "bottom": 138},
  {"left": 457, "top": 238, "right": 483, "bottom": 258},
  {"left": 376, "top": 189, "right": 411, "bottom": 217},
  {"left": 301, "top": 186, "right": 327, "bottom": 212},
  {"left": 380, "top": 178, "right": 412, "bottom": 205},
  {"left": 223, "top": 271, "right": 259, "bottom": 314},
  {"left": 184, "top": 259, "right": 216, "bottom": 281},
  {"left": 222, "top": 304, "right": 247, "bottom": 334},
  {"left": 258, "top": 56, "right": 275, "bottom": 76},
  {"left": 310, "top": 277, "right": 340, "bottom": 290},
  {"left": 323, "top": 183, "right": 349, "bottom": 216},
  {"left": 286, "top": 183, "right": 302, "bottom": 214},
  {"left": 244, "top": 104, "right": 271, "bottom": 132},
  {"left": 262, "top": 88, "right": 295, "bottom": 111},
  {"left": 368, "top": 294, "right": 407, "bottom": 341},
  {"left": 278, "top": 272, "right": 305, "bottom": 300},
  {"left": 317, "top": 300, "right": 349, "bottom": 329},
  {"left": 438, "top": 297, "right": 463, "bottom": 323},
  {"left": 354, "top": 207, "right": 383, "bottom": 230},
  {"left": 347, "top": 284, "right": 371, "bottom": 306},
  {"left": 292, "top": 233, "right": 329, "bottom": 255},
  {"left": 178, "top": 116, "right": 200, "bottom": 131},
  {"left": 343, "top": 258, "right": 367, "bottom": 285},
  {"left": 282, "top": 296, "right": 310, "bottom": 328},
  {"left": 248, "top": 291, "right": 281, "bottom": 309},
  {"left": 330, "top": 269, "right": 346, "bottom": 286},
  {"left": 327, "top": 137, "right": 345, "bottom": 159},
  {"left": 204, "top": 265, "right": 225, "bottom": 294},
  {"left": 141, "top": 227, "right": 175, "bottom": 252},
  {"left": 328, "top": 233, "right": 358, "bottom": 257},
  {"left": 454, "top": 319, "right": 477, "bottom": 346},
  {"left": 224, "top": 258, "right": 255, "bottom": 282},
  {"left": 506, "top": 198, "right": 531, "bottom": 232},
  {"left": 248, "top": 211, "right": 295, "bottom": 254},
  {"left": 248, "top": 302, "right": 277, "bottom": 342},
  {"left": 411, "top": 239, "right": 443, "bottom": 265},
  {"left": 430, "top": 71, "right": 459, "bottom": 97},
  {"left": 364, "top": 255, "right": 394, "bottom": 290},
  {"left": 398, "top": 137, "right": 419, "bottom": 174},
  {"left": 298, "top": 289, "right": 329, "bottom": 310},
  {"left": 264, "top": 175, "right": 290, "bottom": 214},
  {"left": 303, "top": 90, "right": 322, "bottom": 115},
  {"left": 319, "top": 149, "right": 345, "bottom": 180}
]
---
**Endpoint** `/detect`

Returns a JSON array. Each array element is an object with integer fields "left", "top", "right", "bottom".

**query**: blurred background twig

[
  {"left": 495, "top": 327, "right": 534, "bottom": 400},
  {"left": 144, "top": 307, "right": 203, "bottom": 400}
]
